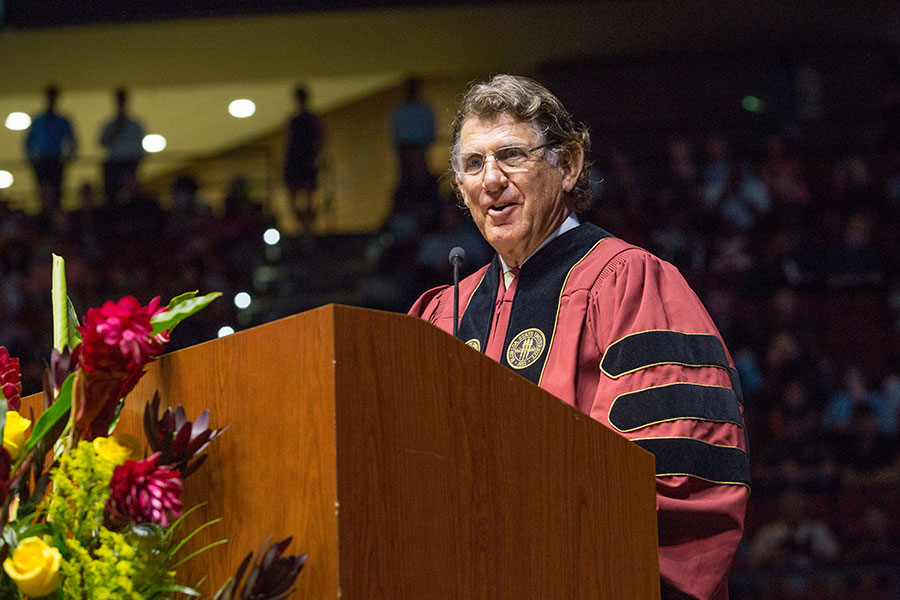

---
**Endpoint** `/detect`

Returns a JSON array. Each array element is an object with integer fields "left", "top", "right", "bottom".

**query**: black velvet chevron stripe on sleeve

[
  {"left": 609, "top": 383, "right": 744, "bottom": 432},
  {"left": 600, "top": 330, "right": 730, "bottom": 378},
  {"left": 633, "top": 437, "right": 750, "bottom": 487}
]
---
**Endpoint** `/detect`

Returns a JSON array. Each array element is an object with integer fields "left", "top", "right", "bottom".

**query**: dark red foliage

[{"left": 143, "top": 393, "right": 228, "bottom": 479}]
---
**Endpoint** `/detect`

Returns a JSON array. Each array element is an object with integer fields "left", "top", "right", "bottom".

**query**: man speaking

[{"left": 409, "top": 75, "right": 748, "bottom": 600}]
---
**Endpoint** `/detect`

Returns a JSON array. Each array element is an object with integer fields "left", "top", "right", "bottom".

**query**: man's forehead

[{"left": 459, "top": 114, "right": 538, "bottom": 145}]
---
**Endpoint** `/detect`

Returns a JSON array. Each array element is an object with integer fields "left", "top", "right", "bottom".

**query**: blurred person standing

[
  {"left": 25, "top": 85, "right": 77, "bottom": 213},
  {"left": 391, "top": 76, "right": 436, "bottom": 181},
  {"left": 283, "top": 86, "right": 324, "bottom": 232},
  {"left": 99, "top": 88, "right": 145, "bottom": 205}
]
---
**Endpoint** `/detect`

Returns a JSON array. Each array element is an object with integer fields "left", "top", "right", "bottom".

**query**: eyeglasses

[{"left": 452, "top": 142, "right": 556, "bottom": 175}]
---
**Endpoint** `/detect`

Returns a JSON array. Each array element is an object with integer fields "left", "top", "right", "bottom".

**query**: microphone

[{"left": 449, "top": 247, "right": 466, "bottom": 337}]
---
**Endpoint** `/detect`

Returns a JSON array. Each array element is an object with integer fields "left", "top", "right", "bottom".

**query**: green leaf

[
  {"left": 24, "top": 373, "right": 74, "bottom": 454},
  {"left": 171, "top": 538, "right": 229, "bottom": 569},
  {"left": 150, "top": 292, "right": 221, "bottom": 337},
  {"left": 66, "top": 297, "right": 81, "bottom": 349},
  {"left": 144, "top": 584, "right": 201, "bottom": 597},
  {"left": 2, "top": 523, "right": 18, "bottom": 550},
  {"left": 51, "top": 254, "right": 68, "bottom": 353},
  {"left": 165, "top": 291, "right": 199, "bottom": 310},
  {"left": 169, "top": 517, "right": 223, "bottom": 559},
  {"left": 163, "top": 502, "right": 206, "bottom": 543}
]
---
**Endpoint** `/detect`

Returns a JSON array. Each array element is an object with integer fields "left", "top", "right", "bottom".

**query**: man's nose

[{"left": 482, "top": 157, "right": 508, "bottom": 192}]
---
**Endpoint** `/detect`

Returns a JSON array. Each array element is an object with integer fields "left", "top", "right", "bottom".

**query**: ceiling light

[
  {"left": 5, "top": 112, "right": 31, "bottom": 131},
  {"left": 0, "top": 171, "right": 12, "bottom": 189},
  {"left": 142, "top": 134, "right": 167, "bottom": 153},
  {"left": 217, "top": 326, "right": 235, "bottom": 337},
  {"left": 228, "top": 99, "right": 256, "bottom": 118},
  {"left": 234, "top": 292, "right": 251, "bottom": 310},
  {"left": 263, "top": 228, "right": 281, "bottom": 245}
]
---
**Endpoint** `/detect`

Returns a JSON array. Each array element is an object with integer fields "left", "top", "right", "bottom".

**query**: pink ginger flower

[
  {"left": 76, "top": 297, "right": 168, "bottom": 438},
  {"left": 106, "top": 453, "right": 182, "bottom": 528},
  {"left": 0, "top": 347, "right": 22, "bottom": 411}
]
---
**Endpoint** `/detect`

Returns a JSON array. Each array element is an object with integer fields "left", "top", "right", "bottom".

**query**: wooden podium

[{"left": 113, "top": 305, "right": 660, "bottom": 597}]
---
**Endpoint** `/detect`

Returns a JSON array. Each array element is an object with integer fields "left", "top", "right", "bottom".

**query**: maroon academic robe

[{"left": 409, "top": 223, "right": 748, "bottom": 600}]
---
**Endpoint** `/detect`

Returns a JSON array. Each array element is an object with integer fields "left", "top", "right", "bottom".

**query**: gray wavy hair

[{"left": 450, "top": 74, "right": 592, "bottom": 213}]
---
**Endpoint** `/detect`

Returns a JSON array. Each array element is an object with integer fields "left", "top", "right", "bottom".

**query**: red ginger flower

[
  {"left": 76, "top": 297, "right": 168, "bottom": 438},
  {"left": 106, "top": 453, "right": 182, "bottom": 528},
  {"left": 0, "top": 346, "right": 22, "bottom": 411}
]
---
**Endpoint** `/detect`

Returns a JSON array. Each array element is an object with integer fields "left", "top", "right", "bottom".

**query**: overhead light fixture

[
  {"left": 0, "top": 171, "right": 13, "bottom": 189},
  {"left": 5, "top": 112, "right": 31, "bottom": 131},
  {"left": 228, "top": 99, "right": 256, "bottom": 118},
  {"left": 142, "top": 134, "right": 167, "bottom": 153},
  {"left": 263, "top": 228, "right": 281, "bottom": 245},
  {"left": 234, "top": 292, "right": 252, "bottom": 310}
]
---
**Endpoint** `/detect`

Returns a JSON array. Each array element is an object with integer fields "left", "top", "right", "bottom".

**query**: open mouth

[{"left": 488, "top": 203, "right": 515, "bottom": 213}]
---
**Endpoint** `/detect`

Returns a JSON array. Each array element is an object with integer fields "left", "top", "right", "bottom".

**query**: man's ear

[{"left": 559, "top": 145, "right": 584, "bottom": 193}]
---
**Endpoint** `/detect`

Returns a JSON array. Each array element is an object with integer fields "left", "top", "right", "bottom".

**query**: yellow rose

[
  {"left": 3, "top": 536, "right": 62, "bottom": 597},
  {"left": 3, "top": 411, "right": 31, "bottom": 462},
  {"left": 93, "top": 435, "right": 141, "bottom": 465}
]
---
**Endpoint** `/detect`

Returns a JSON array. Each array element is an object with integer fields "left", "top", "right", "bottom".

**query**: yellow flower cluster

[
  {"left": 61, "top": 530, "right": 143, "bottom": 600},
  {"left": 48, "top": 441, "right": 117, "bottom": 542}
]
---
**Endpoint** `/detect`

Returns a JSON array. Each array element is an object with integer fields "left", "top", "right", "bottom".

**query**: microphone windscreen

[{"left": 448, "top": 246, "right": 466, "bottom": 265}]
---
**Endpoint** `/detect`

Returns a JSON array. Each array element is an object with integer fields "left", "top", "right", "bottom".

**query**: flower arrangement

[{"left": 0, "top": 255, "right": 306, "bottom": 599}]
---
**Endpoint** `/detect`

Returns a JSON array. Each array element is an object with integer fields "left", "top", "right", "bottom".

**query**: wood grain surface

[{"left": 332, "top": 306, "right": 660, "bottom": 599}]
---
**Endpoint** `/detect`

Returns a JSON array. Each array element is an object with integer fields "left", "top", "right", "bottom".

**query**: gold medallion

[
  {"left": 506, "top": 328, "right": 546, "bottom": 369},
  {"left": 465, "top": 339, "right": 481, "bottom": 351}
]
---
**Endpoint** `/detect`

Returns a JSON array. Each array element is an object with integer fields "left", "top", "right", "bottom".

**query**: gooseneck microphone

[{"left": 449, "top": 247, "right": 466, "bottom": 337}]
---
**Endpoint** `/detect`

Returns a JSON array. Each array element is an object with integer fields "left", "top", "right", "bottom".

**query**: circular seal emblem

[
  {"left": 506, "top": 328, "right": 546, "bottom": 370},
  {"left": 465, "top": 338, "right": 481, "bottom": 351}
]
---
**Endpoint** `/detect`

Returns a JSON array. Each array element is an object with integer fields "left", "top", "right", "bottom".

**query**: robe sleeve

[
  {"left": 585, "top": 248, "right": 749, "bottom": 600},
  {"left": 408, "top": 284, "right": 451, "bottom": 322}
]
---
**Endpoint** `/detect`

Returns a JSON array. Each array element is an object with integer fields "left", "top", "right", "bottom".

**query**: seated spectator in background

[
  {"left": 703, "top": 163, "right": 770, "bottom": 232},
  {"left": 709, "top": 229, "right": 755, "bottom": 276},
  {"left": 99, "top": 88, "right": 145, "bottom": 205},
  {"left": 835, "top": 404, "right": 899, "bottom": 486},
  {"left": 598, "top": 148, "right": 650, "bottom": 241},
  {"left": 701, "top": 134, "right": 733, "bottom": 199},
  {"left": 754, "top": 379, "right": 838, "bottom": 492},
  {"left": 759, "top": 133, "right": 810, "bottom": 213},
  {"left": 823, "top": 366, "right": 894, "bottom": 434},
  {"left": 743, "top": 227, "right": 810, "bottom": 297},
  {"left": 25, "top": 85, "right": 77, "bottom": 213},
  {"left": 844, "top": 504, "right": 899, "bottom": 566},
  {"left": 663, "top": 136, "right": 700, "bottom": 201},
  {"left": 823, "top": 213, "right": 886, "bottom": 289},
  {"left": 749, "top": 489, "right": 840, "bottom": 569},
  {"left": 415, "top": 200, "right": 491, "bottom": 290},
  {"left": 830, "top": 155, "right": 875, "bottom": 214}
]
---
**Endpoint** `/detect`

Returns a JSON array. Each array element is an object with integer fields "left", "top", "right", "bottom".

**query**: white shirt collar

[{"left": 499, "top": 213, "right": 580, "bottom": 282}]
